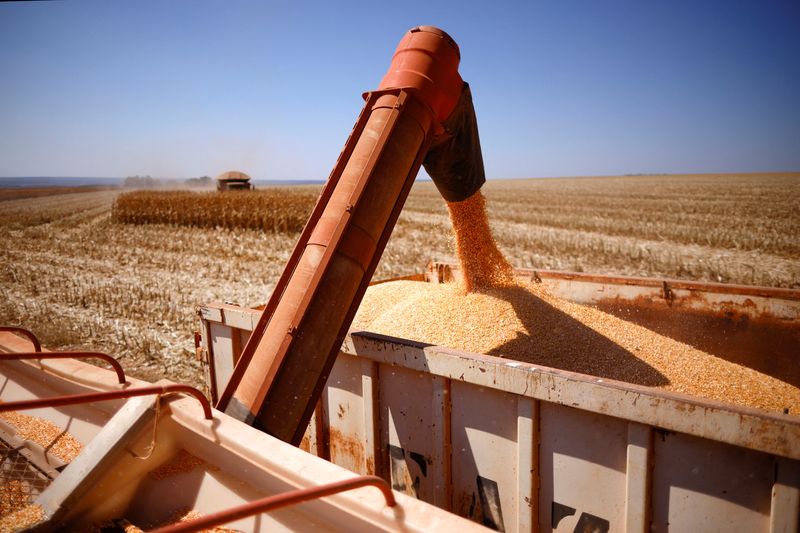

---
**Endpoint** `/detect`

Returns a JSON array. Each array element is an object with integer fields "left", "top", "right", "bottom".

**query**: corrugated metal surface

[{"left": 199, "top": 266, "right": 800, "bottom": 532}]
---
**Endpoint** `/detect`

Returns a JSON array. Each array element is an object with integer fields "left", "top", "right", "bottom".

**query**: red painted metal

[
  {"left": 378, "top": 25, "right": 463, "bottom": 130},
  {"left": 0, "top": 384, "right": 212, "bottom": 420},
  {"left": 216, "top": 91, "right": 387, "bottom": 411},
  {"left": 146, "top": 475, "right": 395, "bottom": 533},
  {"left": 220, "top": 26, "right": 466, "bottom": 445},
  {"left": 0, "top": 326, "right": 42, "bottom": 352},
  {"left": 1, "top": 351, "right": 127, "bottom": 384}
]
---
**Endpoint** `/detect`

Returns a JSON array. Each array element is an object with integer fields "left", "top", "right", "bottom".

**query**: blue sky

[{"left": 1, "top": 0, "right": 798, "bottom": 180}]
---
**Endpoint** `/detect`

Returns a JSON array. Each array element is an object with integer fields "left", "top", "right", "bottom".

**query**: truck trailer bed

[{"left": 198, "top": 262, "right": 800, "bottom": 533}]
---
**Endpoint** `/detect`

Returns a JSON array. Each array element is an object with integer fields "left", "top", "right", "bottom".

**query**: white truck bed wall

[{"left": 198, "top": 266, "right": 800, "bottom": 533}]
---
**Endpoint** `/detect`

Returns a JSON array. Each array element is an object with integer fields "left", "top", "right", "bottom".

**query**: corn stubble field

[{"left": 1, "top": 173, "right": 798, "bottom": 388}]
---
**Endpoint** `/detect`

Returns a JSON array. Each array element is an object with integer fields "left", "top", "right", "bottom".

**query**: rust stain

[
  {"left": 328, "top": 427, "right": 366, "bottom": 474},
  {"left": 299, "top": 434, "right": 311, "bottom": 452},
  {"left": 596, "top": 290, "right": 796, "bottom": 323},
  {"left": 524, "top": 496, "right": 532, "bottom": 509}
]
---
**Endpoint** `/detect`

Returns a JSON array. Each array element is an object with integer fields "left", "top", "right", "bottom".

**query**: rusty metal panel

[
  {"left": 651, "top": 431, "right": 774, "bottom": 532},
  {"left": 450, "top": 380, "right": 520, "bottom": 532},
  {"left": 770, "top": 458, "right": 800, "bottom": 533},
  {"left": 199, "top": 311, "right": 800, "bottom": 530},
  {"left": 344, "top": 333, "right": 800, "bottom": 461},
  {"left": 202, "top": 304, "right": 259, "bottom": 404},
  {"left": 624, "top": 422, "right": 653, "bottom": 533},
  {"left": 516, "top": 397, "right": 537, "bottom": 533},
  {"left": 209, "top": 322, "right": 237, "bottom": 399},
  {"left": 378, "top": 363, "right": 439, "bottom": 504},
  {"left": 429, "top": 375, "right": 453, "bottom": 511},
  {"left": 540, "top": 402, "right": 627, "bottom": 533},
  {"left": 197, "top": 265, "right": 800, "bottom": 530},
  {"left": 360, "top": 359, "right": 380, "bottom": 479},
  {"left": 198, "top": 314, "right": 215, "bottom": 403},
  {"left": 323, "top": 353, "right": 372, "bottom": 475}
]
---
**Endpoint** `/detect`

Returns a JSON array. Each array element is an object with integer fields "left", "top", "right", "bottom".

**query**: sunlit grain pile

[
  {"left": 352, "top": 280, "right": 799, "bottom": 413},
  {"left": 0, "top": 480, "right": 28, "bottom": 518},
  {"left": 0, "top": 503, "right": 44, "bottom": 532},
  {"left": 0, "top": 411, "right": 83, "bottom": 462}
]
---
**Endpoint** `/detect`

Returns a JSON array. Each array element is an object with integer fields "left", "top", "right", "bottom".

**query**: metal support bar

[
  {"left": 625, "top": 422, "right": 653, "bottom": 533},
  {"left": 1, "top": 351, "right": 127, "bottom": 384},
  {"left": 769, "top": 458, "right": 800, "bottom": 533},
  {"left": 0, "top": 326, "right": 42, "bottom": 352},
  {"left": 146, "top": 475, "right": 396, "bottom": 533},
  {"left": 427, "top": 261, "right": 800, "bottom": 300},
  {"left": 0, "top": 384, "right": 212, "bottom": 420}
]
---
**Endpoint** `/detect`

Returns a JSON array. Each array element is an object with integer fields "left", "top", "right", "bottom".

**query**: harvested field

[
  {"left": 352, "top": 280, "right": 800, "bottom": 414},
  {"left": 0, "top": 173, "right": 797, "bottom": 388},
  {"left": 394, "top": 173, "right": 800, "bottom": 288},
  {"left": 0, "top": 186, "right": 116, "bottom": 203}
]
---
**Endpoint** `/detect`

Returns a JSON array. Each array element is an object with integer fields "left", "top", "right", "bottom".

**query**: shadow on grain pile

[
  {"left": 595, "top": 303, "right": 800, "bottom": 389},
  {"left": 484, "top": 284, "right": 669, "bottom": 386},
  {"left": 354, "top": 279, "right": 800, "bottom": 413}
]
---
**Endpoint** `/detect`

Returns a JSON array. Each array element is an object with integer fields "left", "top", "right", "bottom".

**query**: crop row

[{"left": 111, "top": 189, "right": 319, "bottom": 233}]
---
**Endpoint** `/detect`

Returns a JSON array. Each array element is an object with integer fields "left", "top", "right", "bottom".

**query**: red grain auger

[{"left": 218, "top": 26, "right": 488, "bottom": 444}]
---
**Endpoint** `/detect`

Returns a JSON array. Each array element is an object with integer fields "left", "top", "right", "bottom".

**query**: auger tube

[{"left": 218, "top": 26, "right": 486, "bottom": 444}]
